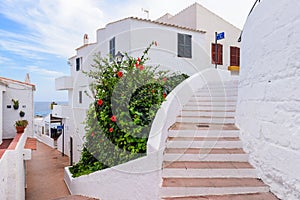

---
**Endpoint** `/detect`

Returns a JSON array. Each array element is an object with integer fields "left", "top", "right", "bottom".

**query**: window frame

[
  {"left": 211, "top": 43, "right": 223, "bottom": 65},
  {"left": 177, "top": 33, "right": 192, "bottom": 58},
  {"left": 230, "top": 46, "right": 240, "bottom": 66},
  {"left": 79, "top": 91, "right": 82, "bottom": 104},
  {"left": 76, "top": 57, "right": 82, "bottom": 71},
  {"left": 109, "top": 37, "right": 116, "bottom": 62}
]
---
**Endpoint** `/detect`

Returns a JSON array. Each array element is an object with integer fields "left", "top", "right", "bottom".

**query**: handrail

[
  {"left": 248, "top": 0, "right": 261, "bottom": 16},
  {"left": 238, "top": 0, "right": 261, "bottom": 42}
]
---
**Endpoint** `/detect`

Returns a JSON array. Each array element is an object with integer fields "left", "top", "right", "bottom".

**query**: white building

[
  {"left": 0, "top": 76, "right": 35, "bottom": 200},
  {"left": 54, "top": 3, "right": 241, "bottom": 163},
  {"left": 0, "top": 76, "right": 35, "bottom": 143}
]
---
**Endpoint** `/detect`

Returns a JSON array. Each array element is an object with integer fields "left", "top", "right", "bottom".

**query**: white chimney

[
  {"left": 25, "top": 73, "right": 31, "bottom": 83},
  {"left": 84, "top": 34, "right": 89, "bottom": 45}
]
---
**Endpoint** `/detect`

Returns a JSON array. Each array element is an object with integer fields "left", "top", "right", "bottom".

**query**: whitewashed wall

[
  {"left": 236, "top": 0, "right": 300, "bottom": 199},
  {"left": 0, "top": 84, "right": 6, "bottom": 144},
  {"left": 0, "top": 129, "right": 30, "bottom": 200},
  {"left": 157, "top": 3, "right": 241, "bottom": 70},
  {"left": 2, "top": 82, "right": 34, "bottom": 139}
]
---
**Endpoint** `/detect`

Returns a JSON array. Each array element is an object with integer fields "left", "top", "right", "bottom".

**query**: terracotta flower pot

[{"left": 16, "top": 126, "right": 25, "bottom": 133}]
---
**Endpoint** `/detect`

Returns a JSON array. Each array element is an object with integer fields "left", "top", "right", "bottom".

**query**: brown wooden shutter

[{"left": 230, "top": 46, "right": 240, "bottom": 66}]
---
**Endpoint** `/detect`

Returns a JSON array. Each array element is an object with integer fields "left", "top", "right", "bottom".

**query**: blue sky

[{"left": 0, "top": 0, "right": 254, "bottom": 101}]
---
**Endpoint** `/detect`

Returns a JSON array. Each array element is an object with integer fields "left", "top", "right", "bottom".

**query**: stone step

[
  {"left": 182, "top": 105, "right": 236, "bottom": 111},
  {"left": 189, "top": 96, "right": 237, "bottom": 102},
  {"left": 185, "top": 101, "right": 237, "bottom": 106},
  {"left": 163, "top": 153, "right": 249, "bottom": 162},
  {"left": 161, "top": 192, "right": 278, "bottom": 200},
  {"left": 160, "top": 178, "right": 269, "bottom": 197},
  {"left": 167, "top": 137, "right": 240, "bottom": 141},
  {"left": 168, "top": 130, "right": 240, "bottom": 137},
  {"left": 166, "top": 140, "right": 243, "bottom": 149},
  {"left": 164, "top": 148, "right": 245, "bottom": 154},
  {"left": 176, "top": 116, "right": 235, "bottom": 124},
  {"left": 162, "top": 168, "right": 258, "bottom": 178},
  {"left": 163, "top": 161, "right": 254, "bottom": 169},
  {"left": 180, "top": 110, "right": 235, "bottom": 118}
]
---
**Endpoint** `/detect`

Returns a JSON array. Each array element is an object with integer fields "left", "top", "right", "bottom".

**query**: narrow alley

[{"left": 25, "top": 141, "right": 96, "bottom": 200}]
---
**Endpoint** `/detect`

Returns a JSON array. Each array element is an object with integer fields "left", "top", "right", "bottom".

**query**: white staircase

[{"left": 160, "top": 81, "right": 277, "bottom": 200}]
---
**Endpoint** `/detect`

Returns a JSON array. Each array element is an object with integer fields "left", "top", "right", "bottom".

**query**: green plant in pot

[
  {"left": 12, "top": 99, "right": 19, "bottom": 110},
  {"left": 19, "top": 110, "right": 25, "bottom": 117},
  {"left": 15, "top": 120, "right": 28, "bottom": 133}
]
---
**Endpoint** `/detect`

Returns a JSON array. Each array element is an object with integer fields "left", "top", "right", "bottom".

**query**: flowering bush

[{"left": 69, "top": 42, "right": 188, "bottom": 177}]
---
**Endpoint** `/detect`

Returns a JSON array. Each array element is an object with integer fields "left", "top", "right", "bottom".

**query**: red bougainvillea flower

[
  {"left": 154, "top": 41, "right": 158, "bottom": 46},
  {"left": 139, "top": 65, "right": 144, "bottom": 71},
  {"left": 91, "top": 132, "right": 95, "bottom": 137},
  {"left": 110, "top": 115, "right": 117, "bottom": 122},
  {"left": 163, "top": 77, "right": 167, "bottom": 82},
  {"left": 109, "top": 127, "right": 113, "bottom": 133},
  {"left": 97, "top": 99, "right": 103, "bottom": 106},
  {"left": 137, "top": 57, "right": 141, "bottom": 62},
  {"left": 135, "top": 63, "right": 139, "bottom": 68},
  {"left": 163, "top": 93, "right": 167, "bottom": 99},
  {"left": 117, "top": 71, "right": 123, "bottom": 78}
]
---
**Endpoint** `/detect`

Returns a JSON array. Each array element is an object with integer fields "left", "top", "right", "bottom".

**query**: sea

[{"left": 34, "top": 101, "right": 68, "bottom": 117}]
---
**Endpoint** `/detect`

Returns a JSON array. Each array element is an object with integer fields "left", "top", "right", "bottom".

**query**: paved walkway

[
  {"left": 26, "top": 141, "right": 71, "bottom": 200},
  {"left": 26, "top": 141, "right": 97, "bottom": 200}
]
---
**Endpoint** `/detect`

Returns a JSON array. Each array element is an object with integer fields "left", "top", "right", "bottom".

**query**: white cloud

[
  {"left": 0, "top": 0, "right": 254, "bottom": 59},
  {"left": 27, "top": 66, "right": 65, "bottom": 77}
]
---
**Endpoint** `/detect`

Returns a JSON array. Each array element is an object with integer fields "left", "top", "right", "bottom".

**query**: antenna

[{"left": 141, "top": 8, "right": 149, "bottom": 19}]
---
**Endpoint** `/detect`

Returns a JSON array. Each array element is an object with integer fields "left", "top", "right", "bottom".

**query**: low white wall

[
  {"left": 236, "top": 0, "right": 300, "bottom": 199},
  {"left": 0, "top": 129, "right": 29, "bottom": 200},
  {"left": 65, "top": 68, "right": 232, "bottom": 199}
]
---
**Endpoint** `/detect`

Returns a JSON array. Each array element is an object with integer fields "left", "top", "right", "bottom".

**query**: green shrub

[{"left": 69, "top": 42, "right": 188, "bottom": 177}]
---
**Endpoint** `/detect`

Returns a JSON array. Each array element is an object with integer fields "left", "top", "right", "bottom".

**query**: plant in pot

[
  {"left": 15, "top": 120, "right": 28, "bottom": 133},
  {"left": 19, "top": 110, "right": 25, "bottom": 117},
  {"left": 12, "top": 99, "right": 19, "bottom": 110}
]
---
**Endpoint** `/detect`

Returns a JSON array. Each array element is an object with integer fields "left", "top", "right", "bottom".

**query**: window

[
  {"left": 211, "top": 43, "right": 223, "bottom": 65},
  {"left": 76, "top": 57, "right": 82, "bottom": 71},
  {"left": 79, "top": 91, "right": 82, "bottom": 104},
  {"left": 230, "top": 46, "right": 240, "bottom": 66},
  {"left": 178, "top": 33, "right": 192, "bottom": 58},
  {"left": 109, "top": 37, "right": 115, "bottom": 61}
]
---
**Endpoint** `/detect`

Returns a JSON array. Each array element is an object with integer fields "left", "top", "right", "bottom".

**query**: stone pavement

[{"left": 25, "top": 141, "right": 97, "bottom": 200}]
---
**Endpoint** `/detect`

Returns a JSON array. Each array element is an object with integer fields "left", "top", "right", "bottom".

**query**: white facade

[
  {"left": 236, "top": 0, "right": 300, "bottom": 199},
  {"left": 55, "top": 3, "right": 241, "bottom": 163},
  {"left": 0, "top": 129, "right": 31, "bottom": 200},
  {"left": 157, "top": 3, "right": 241, "bottom": 70},
  {"left": 0, "top": 77, "right": 35, "bottom": 144}
]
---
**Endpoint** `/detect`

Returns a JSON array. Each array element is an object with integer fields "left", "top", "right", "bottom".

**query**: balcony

[
  {"left": 52, "top": 105, "right": 71, "bottom": 118},
  {"left": 55, "top": 76, "right": 73, "bottom": 90}
]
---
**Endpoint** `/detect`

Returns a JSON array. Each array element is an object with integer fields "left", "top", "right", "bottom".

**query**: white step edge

[
  {"left": 166, "top": 141, "right": 243, "bottom": 149},
  {"left": 186, "top": 101, "right": 237, "bottom": 106},
  {"left": 182, "top": 106, "right": 236, "bottom": 111},
  {"left": 168, "top": 130, "right": 240, "bottom": 137},
  {"left": 162, "top": 168, "right": 258, "bottom": 178},
  {"left": 160, "top": 186, "right": 269, "bottom": 198},
  {"left": 163, "top": 154, "right": 249, "bottom": 162},
  {"left": 176, "top": 117, "right": 235, "bottom": 124},
  {"left": 190, "top": 97, "right": 238, "bottom": 101},
  {"left": 180, "top": 111, "right": 235, "bottom": 118}
]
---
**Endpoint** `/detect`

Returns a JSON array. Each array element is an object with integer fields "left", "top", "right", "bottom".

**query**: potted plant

[
  {"left": 19, "top": 110, "right": 25, "bottom": 117},
  {"left": 15, "top": 120, "right": 28, "bottom": 133},
  {"left": 12, "top": 99, "right": 19, "bottom": 110}
]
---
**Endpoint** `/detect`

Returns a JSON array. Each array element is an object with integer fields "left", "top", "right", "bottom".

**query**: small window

[
  {"left": 79, "top": 91, "right": 82, "bottom": 104},
  {"left": 109, "top": 37, "right": 115, "bottom": 62},
  {"left": 211, "top": 43, "right": 223, "bottom": 65},
  {"left": 230, "top": 46, "right": 240, "bottom": 66},
  {"left": 76, "top": 57, "right": 82, "bottom": 71},
  {"left": 178, "top": 33, "right": 192, "bottom": 58}
]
